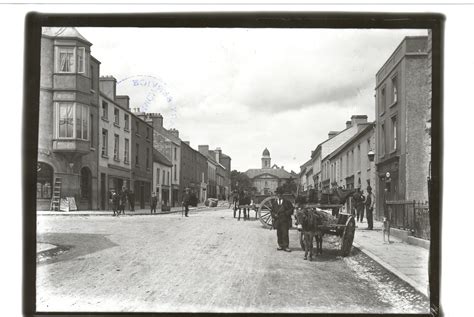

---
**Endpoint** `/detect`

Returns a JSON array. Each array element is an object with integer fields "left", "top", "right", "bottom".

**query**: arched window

[
  {"left": 80, "top": 167, "right": 91, "bottom": 199},
  {"left": 37, "top": 162, "right": 53, "bottom": 199}
]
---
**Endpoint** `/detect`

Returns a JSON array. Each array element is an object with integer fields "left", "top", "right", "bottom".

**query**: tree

[
  {"left": 230, "top": 170, "right": 252, "bottom": 192},
  {"left": 280, "top": 177, "right": 297, "bottom": 194}
]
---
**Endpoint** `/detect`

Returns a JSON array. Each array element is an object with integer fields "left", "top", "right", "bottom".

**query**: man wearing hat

[
  {"left": 182, "top": 188, "right": 191, "bottom": 217},
  {"left": 365, "top": 185, "right": 375, "bottom": 230},
  {"left": 270, "top": 187, "right": 294, "bottom": 252},
  {"left": 353, "top": 187, "right": 365, "bottom": 223},
  {"left": 150, "top": 191, "right": 158, "bottom": 214}
]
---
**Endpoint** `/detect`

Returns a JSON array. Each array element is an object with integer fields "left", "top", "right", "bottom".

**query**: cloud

[{"left": 78, "top": 27, "right": 427, "bottom": 172}]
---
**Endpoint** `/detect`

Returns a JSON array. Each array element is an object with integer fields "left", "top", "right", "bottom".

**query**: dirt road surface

[{"left": 36, "top": 207, "right": 429, "bottom": 313}]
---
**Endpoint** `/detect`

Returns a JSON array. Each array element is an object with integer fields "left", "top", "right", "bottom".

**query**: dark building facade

[
  {"left": 180, "top": 141, "right": 208, "bottom": 203},
  {"left": 97, "top": 76, "right": 133, "bottom": 210},
  {"left": 131, "top": 112, "right": 153, "bottom": 209},
  {"left": 137, "top": 112, "right": 182, "bottom": 207},
  {"left": 375, "top": 36, "right": 430, "bottom": 219},
  {"left": 37, "top": 27, "right": 100, "bottom": 211}
]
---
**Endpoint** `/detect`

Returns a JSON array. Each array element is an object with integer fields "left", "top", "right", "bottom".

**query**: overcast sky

[{"left": 77, "top": 27, "right": 427, "bottom": 173}]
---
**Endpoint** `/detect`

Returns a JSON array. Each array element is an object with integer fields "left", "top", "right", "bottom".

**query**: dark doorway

[
  {"left": 100, "top": 173, "right": 106, "bottom": 210},
  {"left": 80, "top": 167, "right": 92, "bottom": 210},
  {"left": 140, "top": 182, "right": 145, "bottom": 209}
]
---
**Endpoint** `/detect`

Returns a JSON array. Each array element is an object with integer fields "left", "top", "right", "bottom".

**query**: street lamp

[{"left": 367, "top": 150, "right": 375, "bottom": 162}]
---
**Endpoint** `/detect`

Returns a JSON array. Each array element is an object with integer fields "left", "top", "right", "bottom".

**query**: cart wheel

[
  {"left": 258, "top": 196, "right": 278, "bottom": 228},
  {"left": 340, "top": 215, "right": 355, "bottom": 257},
  {"left": 299, "top": 231, "right": 305, "bottom": 249}
]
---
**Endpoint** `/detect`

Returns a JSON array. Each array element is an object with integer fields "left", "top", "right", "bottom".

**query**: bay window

[{"left": 57, "top": 102, "right": 89, "bottom": 140}]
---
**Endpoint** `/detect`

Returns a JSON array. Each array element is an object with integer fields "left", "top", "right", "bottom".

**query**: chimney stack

[
  {"left": 346, "top": 121, "right": 352, "bottom": 129},
  {"left": 147, "top": 113, "right": 163, "bottom": 130},
  {"left": 168, "top": 128, "right": 179, "bottom": 138},
  {"left": 215, "top": 147, "right": 222, "bottom": 163},
  {"left": 328, "top": 131, "right": 339, "bottom": 139},
  {"left": 115, "top": 95, "right": 130, "bottom": 110},
  {"left": 351, "top": 115, "right": 368, "bottom": 127},
  {"left": 198, "top": 145, "right": 209, "bottom": 157},
  {"left": 99, "top": 76, "right": 117, "bottom": 100}
]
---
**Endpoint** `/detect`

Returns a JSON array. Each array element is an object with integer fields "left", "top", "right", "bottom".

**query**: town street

[{"left": 37, "top": 207, "right": 429, "bottom": 313}]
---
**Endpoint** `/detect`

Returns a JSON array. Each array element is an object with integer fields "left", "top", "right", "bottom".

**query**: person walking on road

[
  {"left": 353, "top": 187, "right": 366, "bottom": 223},
  {"left": 128, "top": 190, "right": 135, "bottom": 212},
  {"left": 119, "top": 188, "right": 127, "bottom": 215},
  {"left": 270, "top": 187, "right": 294, "bottom": 252},
  {"left": 365, "top": 185, "right": 375, "bottom": 230},
  {"left": 182, "top": 188, "right": 191, "bottom": 217},
  {"left": 150, "top": 192, "right": 158, "bottom": 214}
]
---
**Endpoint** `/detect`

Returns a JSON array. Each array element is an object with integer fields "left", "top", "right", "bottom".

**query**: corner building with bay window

[{"left": 37, "top": 27, "right": 99, "bottom": 210}]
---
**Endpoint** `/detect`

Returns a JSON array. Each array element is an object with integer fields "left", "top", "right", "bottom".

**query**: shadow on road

[{"left": 37, "top": 232, "right": 118, "bottom": 265}]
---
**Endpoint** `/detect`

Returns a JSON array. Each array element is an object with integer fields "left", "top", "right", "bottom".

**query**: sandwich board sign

[{"left": 59, "top": 197, "right": 78, "bottom": 212}]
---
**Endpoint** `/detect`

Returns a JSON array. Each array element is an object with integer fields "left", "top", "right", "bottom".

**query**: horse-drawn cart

[{"left": 257, "top": 195, "right": 356, "bottom": 257}]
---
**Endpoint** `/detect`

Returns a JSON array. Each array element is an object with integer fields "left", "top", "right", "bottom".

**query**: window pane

[
  {"left": 82, "top": 105, "right": 88, "bottom": 140},
  {"left": 124, "top": 138, "right": 129, "bottom": 162},
  {"left": 59, "top": 48, "right": 75, "bottom": 72},
  {"left": 59, "top": 103, "right": 74, "bottom": 138},
  {"left": 76, "top": 104, "right": 82, "bottom": 139},
  {"left": 77, "top": 48, "right": 84, "bottom": 73},
  {"left": 114, "top": 135, "right": 119, "bottom": 160}
]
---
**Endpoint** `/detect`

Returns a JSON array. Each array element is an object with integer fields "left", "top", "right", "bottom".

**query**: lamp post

[{"left": 367, "top": 150, "right": 375, "bottom": 162}]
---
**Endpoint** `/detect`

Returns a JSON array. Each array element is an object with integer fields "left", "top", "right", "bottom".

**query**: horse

[
  {"left": 295, "top": 208, "right": 323, "bottom": 261},
  {"left": 237, "top": 191, "right": 251, "bottom": 221}
]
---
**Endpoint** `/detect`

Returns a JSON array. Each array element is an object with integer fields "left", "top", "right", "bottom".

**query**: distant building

[
  {"left": 375, "top": 36, "right": 430, "bottom": 216},
  {"left": 209, "top": 147, "right": 231, "bottom": 199},
  {"left": 130, "top": 111, "right": 154, "bottom": 209},
  {"left": 309, "top": 115, "right": 371, "bottom": 190},
  {"left": 180, "top": 141, "right": 208, "bottom": 203},
  {"left": 245, "top": 148, "right": 295, "bottom": 195},
  {"left": 299, "top": 158, "right": 314, "bottom": 193},
  {"left": 152, "top": 149, "right": 173, "bottom": 207},
  {"left": 37, "top": 27, "right": 100, "bottom": 211},
  {"left": 321, "top": 122, "right": 376, "bottom": 213},
  {"left": 137, "top": 112, "right": 182, "bottom": 207},
  {"left": 98, "top": 76, "right": 134, "bottom": 210}
]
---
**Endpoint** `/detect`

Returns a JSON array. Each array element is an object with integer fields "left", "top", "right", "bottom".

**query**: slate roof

[
  {"left": 245, "top": 168, "right": 293, "bottom": 179},
  {"left": 152, "top": 149, "right": 173, "bottom": 167},
  {"left": 326, "top": 122, "right": 375, "bottom": 161},
  {"left": 42, "top": 27, "right": 92, "bottom": 45}
]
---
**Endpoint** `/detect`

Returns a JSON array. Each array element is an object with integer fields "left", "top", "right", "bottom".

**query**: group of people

[
  {"left": 109, "top": 187, "right": 135, "bottom": 216},
  {"left": 351, "top": 186, "right": 375, "bottom": 230},
  {"left": 258, "top": 186, "right": 376, "bottom": 253}
]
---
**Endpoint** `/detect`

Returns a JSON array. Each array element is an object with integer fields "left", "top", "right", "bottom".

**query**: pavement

[
  {"left": 353, "top": 219, "right": 430, "bottom": 298},
  {"left": 36, "top": 203, "right": 430, "bottom": 299},
  {"left": 36, "top": 202, "right": 219, "bottom": 216}
]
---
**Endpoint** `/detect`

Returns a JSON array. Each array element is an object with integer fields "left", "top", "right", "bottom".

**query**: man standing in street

[
  {"left": 353, "top": 187, "right": 365, "bottom": 223},
  {"left": 150, "top": 192, "right": 158, "bottom": 214},
  {"left": 128, "top": 190, "right": 135, "bottom": 212},
  {"left": 270, "top": 187, "right": 294, "bottom": 252},
  {"left": 182, "top": 188, "right": 191, "bottom": 217},
  {"left": 365, "top": 185, "right": 375, "bottom": 230}
]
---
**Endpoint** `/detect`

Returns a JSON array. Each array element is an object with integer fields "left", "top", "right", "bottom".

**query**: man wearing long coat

[
  {"left": 271, "top": 188, "right": 294, "bottom": 252},
  {"left": 182, "top": 188, "right": 191, "bottom": 217}
]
